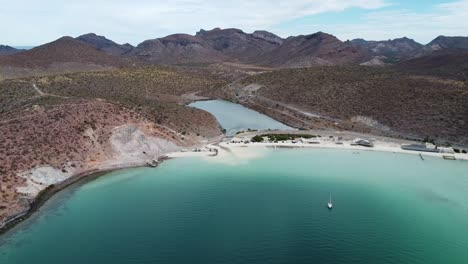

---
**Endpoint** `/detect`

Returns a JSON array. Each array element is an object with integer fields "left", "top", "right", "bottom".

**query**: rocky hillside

[
  {"left": 0, "top": 98, "right": 187, "bottom": 226},
  {"left": 76, "top": 33, "right": 134, "bottom": 55},
  {"left": 0, "top": 66, "right": 224, "bottom": 227}
]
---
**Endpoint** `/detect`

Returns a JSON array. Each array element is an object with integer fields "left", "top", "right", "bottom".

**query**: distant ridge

[
  {"left": 0, "top": 36, "right": 127, "bottom": 68},
  {"left": 0, "top": 37, "right": 129, "bottom": 78},
  {"left": 2, "top": 29, "right": 468, "bottom": 70},
  {"left": 128, "top": 28, "right": 362, "bottom": 66},
  {"left": 0, "top": 45, "right": 24, "bottom": 56},
  {"left": 425, "top": 36, "right": 468, "bottom": 51},
  {"left": 195, "top": 28, "right": 282, "bottom": 62},
  {"left": 129, "top": 28, "right": 283, "bottom": 65},
  {"left": 76, "top": 33, "right": 134, "bottom": 55},
  {"left": 256, "top": 32, "right": 364, "bottom": 67},
  {"left": 128, "top": 33, "right": 225, "bottom": 65},
  {"left": 350, "top": 37, "right": 423, "bottom": 62}
]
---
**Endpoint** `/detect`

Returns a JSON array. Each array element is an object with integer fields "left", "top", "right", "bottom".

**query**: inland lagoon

[
  {"left": 1, "top": 148, "right": 468, "bottom": 264},
  {"left": 189, "top": 100, "right": 293, "bottom": 136}
]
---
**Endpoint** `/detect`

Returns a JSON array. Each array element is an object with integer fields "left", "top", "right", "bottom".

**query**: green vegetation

[{"left": 251, "top": 135, "right": 264, "bottom": 142}]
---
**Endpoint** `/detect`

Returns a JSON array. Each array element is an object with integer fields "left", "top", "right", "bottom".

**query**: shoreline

[
  {"left": 0, "top": 131, "right": 224, "bottom": 235},
  {"left": 170, "top": 130, "right": 468, "bottom": 161},
  {"left": 0, "top": 160, "right": 168, "bottom": 236},
  {"left": 1, "top": 130, "right": 467, "bottom": 236}
]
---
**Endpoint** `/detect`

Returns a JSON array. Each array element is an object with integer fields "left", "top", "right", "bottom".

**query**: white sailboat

[{"left": 327, "top": 194, "right": 333, "bottom": 209}]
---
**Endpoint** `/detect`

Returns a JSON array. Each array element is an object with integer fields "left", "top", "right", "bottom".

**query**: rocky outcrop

[
  {"left": 252, "top": 31, "right": 284, "bottom": 45},
  {"left": 110, "top": 125, "right": 179, "bottom": 162},
  {"left": 17, "top": 166, "right": 74, "bottom": 197}
]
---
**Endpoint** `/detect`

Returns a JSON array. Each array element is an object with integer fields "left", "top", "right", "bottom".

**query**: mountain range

[{"left": 1, "top": 28, "right": 467, "bottom": 78}]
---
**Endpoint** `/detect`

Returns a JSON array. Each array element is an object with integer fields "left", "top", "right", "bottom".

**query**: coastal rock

[
  {"left": 110, "top": 125, "right": 179, "bottom": 162},
  {"left": 16, "top": 165, "right": 75, "bottom": 197}
]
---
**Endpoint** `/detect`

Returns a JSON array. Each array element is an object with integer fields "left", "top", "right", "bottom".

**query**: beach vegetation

[{"left": 251, "top": 135, "right": 264, "bottom": 142}]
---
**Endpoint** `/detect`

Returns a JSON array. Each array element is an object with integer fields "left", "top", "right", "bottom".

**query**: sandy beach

[{"left": 168, "top": 131, "right": 468, "bottom": 162}]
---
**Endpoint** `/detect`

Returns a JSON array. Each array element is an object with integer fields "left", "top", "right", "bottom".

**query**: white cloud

[
  {"left": 1, "top": 0, "right": 465, "bottom": 46},
  {"left": 0, "top": 0, "right": 388, "bottom": 45},
  {"left": 293, "top": 0, "right": 468, "bottom": 44}
]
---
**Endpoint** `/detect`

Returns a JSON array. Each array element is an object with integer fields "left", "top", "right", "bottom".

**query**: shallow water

[
  {"left": 189, "top": 100, "right": 293, "bottom": 136},
  {"left": 1, "top": 148, "right": 467, "bottom": 264}
]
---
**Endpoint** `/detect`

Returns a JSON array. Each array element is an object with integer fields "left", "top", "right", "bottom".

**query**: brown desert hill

[
  {"left": 0, "top": 45, "right": 24, "bottom": 56},
  {"left": 76, "top": 33, "right": 134, "bottom": 55},
  {"left": 396, "top": 51, "right": 468, "bottom": 81},
  {"left": 129, "top": 34, "right": 225, "bottom": 65},
  {"left": 223, "top": 66, "right": 468, "bottom": 145},
  {"left": 195, "top": 28, "right": 283, "bottom": 62},
  {"left": 255, "top": 32, "right": 364, "bottom": 67},
  {"left": 0, "top": 36, "right": 128, "bottom": 69}
]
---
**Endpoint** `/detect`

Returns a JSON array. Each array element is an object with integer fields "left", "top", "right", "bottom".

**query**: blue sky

[{"left": 0, "top": 0, "right": 467, "bottom": 46}]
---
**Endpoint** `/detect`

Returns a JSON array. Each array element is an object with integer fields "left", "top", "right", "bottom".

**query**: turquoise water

[
  {"left": 1, "top": 148, "right": 468, "bottom": 264},
  {"left": 189, "top": 100, "right": 293, "bottom": 136}
]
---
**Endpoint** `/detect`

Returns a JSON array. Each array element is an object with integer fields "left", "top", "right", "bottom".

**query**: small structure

[
  {"left": 401, "top": 143, "right": 440, "bottom": 153},
  {"left": 300, "top": 137, "right": 320, "bottom": 144},
  {"left": 443, "top": 155, "right": 456, "bottom": 160},
  {"left": 351, "top": 138, "right": 374, "bottom": 147},
  {"left": 335, "top": 136, "right": 344, "bottom": 145}
]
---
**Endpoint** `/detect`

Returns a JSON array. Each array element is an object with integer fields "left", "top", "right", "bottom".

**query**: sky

[{"left": 0, "top": 0, "right": 467, "bottom": 46}]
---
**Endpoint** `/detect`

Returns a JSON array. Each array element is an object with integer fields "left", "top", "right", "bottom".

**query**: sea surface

[
  {"left": 12, "top": 46, "right": 35, "bottom": 50},
  {"left": 1, "top": 148, "right": 468, "bottom": 264},
  {"left": 189, "top": 100, "right": 293, "bottom": 136}
]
